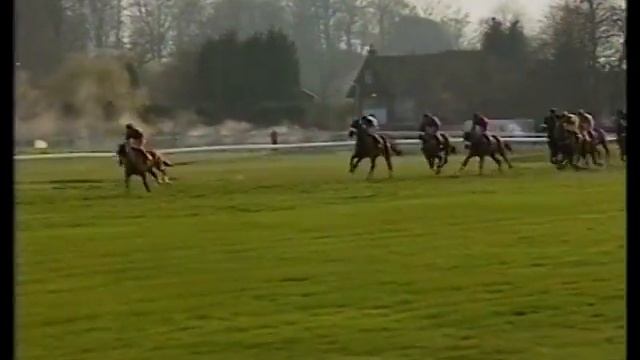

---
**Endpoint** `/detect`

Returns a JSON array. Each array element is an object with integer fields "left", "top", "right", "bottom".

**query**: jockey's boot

[
  {"left": 435, "top": 133, "right": 444, "bottom": 149},
  {"left": 374, "top": 134, "right": 385, "bottom": 149}
]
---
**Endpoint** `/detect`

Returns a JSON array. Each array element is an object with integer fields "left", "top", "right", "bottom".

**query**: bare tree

[
  {"left": 420, "top": 0, "right": 471, "bottom": 49},
  {"left": 364, "top": 0, "right": 415, "bottom": 50},
  {"left": 333, "top": 0, "right": 367, "bottom": 52},
  {"left": 170, "top": 0, "right": 210, "bottom": 52},
  {"left": 127, "top": 0, "right": 175, "bottom": 64}
]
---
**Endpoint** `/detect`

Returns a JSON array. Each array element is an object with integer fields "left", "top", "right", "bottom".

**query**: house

[{"left": 346, "top": 46, "right": 503, "bottom": 130}]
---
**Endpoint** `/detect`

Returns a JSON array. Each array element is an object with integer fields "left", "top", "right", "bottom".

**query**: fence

[{"left": 14, "top": 134, "right": 618, "bottom": 161}]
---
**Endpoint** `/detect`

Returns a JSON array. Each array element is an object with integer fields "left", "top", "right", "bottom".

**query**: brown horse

[
  {"left": 552, "top": 120, "right": 585, "bottom": 170},
  {"left": 117, "top": 143, "right": 173, "bottom": 192},
  {"left": 457, "top": 128, "right": 513, "bottom": 175},
  {"left": 419, "top": 131, "right": 456, "bottom": 175},
  {"left": 348, "top": 119, "right": 402, "bottom": 179},
  {"left": 579, "top": 127, "right": 608, "bottom": 166}
]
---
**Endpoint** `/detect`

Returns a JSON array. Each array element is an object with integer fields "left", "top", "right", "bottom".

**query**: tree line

[{"left": 16, "top": 0, "right": 626, "bottom": 129}]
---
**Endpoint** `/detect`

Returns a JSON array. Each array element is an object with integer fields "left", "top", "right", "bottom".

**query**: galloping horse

[
  {"left": 348, "top": 119, "right": 402, "bottom": 179},
  {"left": 559, "top": 112, "right": 602, "bottom": 168},
  {"left": 541, "top": 115, "right": 560, "bottom": 164},
  {"left": 551, "top": 117, "right": 586, "bottom": 170},
  {"left": 581, "top": 126, "right": 610, "bottom": 165},
  {"left": 117, "top": 143, "right": 173, "bottom": 192},
  {"left": 419, "top": 131, "right": 456, "bottom": 175},
  {"left": 458, "top": 127, "right": 513, "bottom": 175}
]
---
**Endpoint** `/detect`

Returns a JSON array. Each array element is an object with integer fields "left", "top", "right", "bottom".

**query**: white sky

[{"left": 412, "top": 0, "right": 556, "bottom": 31}]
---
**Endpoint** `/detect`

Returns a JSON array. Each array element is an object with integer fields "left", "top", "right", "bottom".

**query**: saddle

[
  {"left": 423, "top": 132, "right": 447, "bottom": 149},
  {"left": 121, "top": 143, "right": 153, "bottom": 161}
]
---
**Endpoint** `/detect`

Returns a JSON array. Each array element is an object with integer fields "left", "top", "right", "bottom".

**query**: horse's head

[
  {"left": 348, "top": 118, "right": 362, "bottom": 138},
  {"left": 117, "top": 143, "right": 127, "bottom": 157},
  {"left": 116, "top": 143, "right": 127, "bottom": 166}
]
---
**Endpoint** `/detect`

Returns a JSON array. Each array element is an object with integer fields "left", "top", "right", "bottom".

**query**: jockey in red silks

[
  {"left": 125, "top": 123, "right": 152, "bottom": 160},
  {"left": 472, "top": 112, "right": 492, "bottom": 144},
  {"left": 420, "top": 113, "right": 445, "bottom": 148}
]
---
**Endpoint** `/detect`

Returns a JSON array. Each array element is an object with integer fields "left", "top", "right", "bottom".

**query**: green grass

[{"left": 16, "top": 151, "right": 626, "bottom": 360}]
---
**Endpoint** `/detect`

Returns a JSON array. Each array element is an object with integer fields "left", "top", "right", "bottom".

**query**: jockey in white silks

[{"left": 361, "top": 114, "right": 384, "bottom": 146}]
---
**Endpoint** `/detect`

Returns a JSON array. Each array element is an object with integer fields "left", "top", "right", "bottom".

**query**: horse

[
  {"left": 582, "top": 127, "right": 609, "bottom": 166},
  {"left": 551, "top": 119, "right": 587, "bottom": 170},
  {"left": 348, "top": 119, "right": 402, "bottom": 179},
  {"left": 116, "top": 143, "right": 173, "bottom": 192},
  {"left": 541, "top": 116, "right": 560, "bottom": 165},
  {"left": 419, "top": 131, "right": 456, "bottom": 175},
  {"left": 457, "top": 128, "right": 513, "bottom": 175}
]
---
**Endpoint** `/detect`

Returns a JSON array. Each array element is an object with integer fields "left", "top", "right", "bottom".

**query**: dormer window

[{"left": 364, "top": 70, "right": 373, "bottom": 85}]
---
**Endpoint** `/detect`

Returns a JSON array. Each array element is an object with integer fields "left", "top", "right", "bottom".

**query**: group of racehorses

[
  {"left": 347, "top": 117, "right": 513, "bottom": 179},
  {"left": 348, "top": 111, "right": 626, "bottom": 179},
  {"left": 115, "top": 112, "right": 626, "bottom": 191},
  {"left": 541, "top": 111, "right": 626, "bottom": 170}
]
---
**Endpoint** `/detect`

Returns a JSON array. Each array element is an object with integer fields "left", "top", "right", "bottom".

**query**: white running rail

[{"left": 14, "top": 136, "right": 617, "bottom": 160}]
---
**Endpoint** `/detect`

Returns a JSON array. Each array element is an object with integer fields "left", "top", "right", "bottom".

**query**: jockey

[
  {"left": 361, "top": 114, "right": 384, "bottom": 146},
  {"left": 577, "top": 109, "right": 595, "bottom": 141},
  {"left": 125, "top": 123, "right": 152, "bottom": 160},
  {"left": 472, "top": 113, "right": 492, "bottom": 144},
  {"left": 561, "top": 111, "right": 581, "bottom": 139},
  {"left": 420, "top": 113, "right": 444, "bottom": 148}
]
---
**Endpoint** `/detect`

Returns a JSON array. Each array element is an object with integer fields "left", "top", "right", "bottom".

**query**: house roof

[{"left": 347, "top": 50, "right": 496, "bottom": 98}]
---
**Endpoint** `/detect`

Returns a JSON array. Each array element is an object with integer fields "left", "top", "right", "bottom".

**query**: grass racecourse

[{"left": 16, "top": 149, "right": 626, "bottom": 360}]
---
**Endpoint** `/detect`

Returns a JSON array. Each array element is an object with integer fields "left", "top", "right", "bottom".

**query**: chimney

[{"left": 367, "top": 44, "right": 378, "bottom": 56}]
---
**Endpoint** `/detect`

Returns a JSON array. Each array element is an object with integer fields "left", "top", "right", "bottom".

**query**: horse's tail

[
  {"left": 389, "top": 142, "right": 402, "bottom": 156},
  {"left": 382, "top": 136, "right": 402, "bottom": 156},
  {"left": 492, "top": 135, "right": 512, "bottom": 153},
  {"left": 594, "top": 127, "right": 607, "bottom": 143},
  {"left": 162, "top": 159, "right": 174, "bottom": 167}
]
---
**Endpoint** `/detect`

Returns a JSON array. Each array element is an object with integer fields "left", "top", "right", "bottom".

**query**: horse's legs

[
  {"left": 350, "top": 156, "right": 363, "bottom": 174},
  {"left": 125, "top": 171, "right": 131, "bottom": 192},
  {"left": 590, "top": 145, "right": 603, "bottom": 167},
  {"left": 441, "top": 152, "right": 449, "bottom": 167},
  {"left": 427, "top": 157, "right": 435, "bottom": 170},
  {"left": 458, "top": 154, "right": 473, "bottom": 173},
  {"left": 569, "top": 151, "right": 582, "bottom": 171},
  {"left": 499, "top": 148, "right": 513, "bottom": 169},
  {"left": 141, "top": 173, "right": 151, "bottom": 193},
  {"left": 160, "top": 168, "right": 171, "bottom": 184},
  {"left": 367, "top": 157, "right": 377, "bottom": 180},
  {"left": 601, "top": 141, "right": 610, "bottom": 164},
  {"left": 478, "top": 155, "right": 485, "bottom": 175},
  {"left": 148, "top": 168, "right": 161, "bottom": 184},
  {"left": 490, "top": 154, "right": 503, "bottom": 172},
  {"left": 435, "top": 155, "right": 446, "bottom": 175},
  {"left": 383, "top": 151, "right": 393, "bottom": 178}
]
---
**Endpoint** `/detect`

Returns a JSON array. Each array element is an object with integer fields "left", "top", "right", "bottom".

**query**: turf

[{"left": 15, "top": 151, "right": 626, "bottom": 360}]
